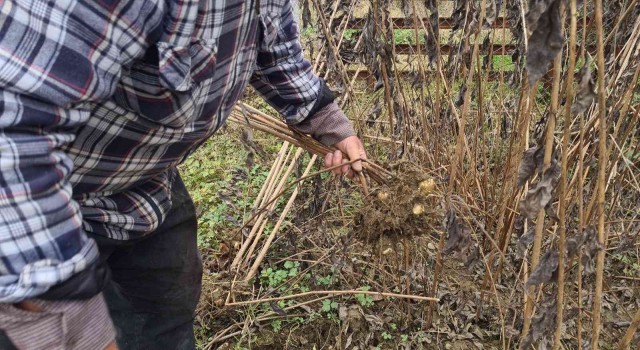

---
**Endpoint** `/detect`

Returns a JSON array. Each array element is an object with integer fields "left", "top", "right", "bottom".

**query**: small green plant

[
  {"left": 355, "top": 286, "right": 374, "bottom": 308},
  {"left": 260, "top": 261, "right": 301, "bottom": 289},
  {"left": 381, "top": 331, "right": 393, "bottom": 340},
  {"left": 316, "top": 268, "right": 336, "bottom": 286},
  {"left": 321, "top": 299, "right": 339, "bottom": 313},
  {"left": 343, "top": 29, "right": 360, "bottom": 41},
  {"left": 271, "top": 319, "right": 282, "bottom": 332},
  {"left": 401, "top": 334, "right": 409, "bottom": 343},
  {"left": 612, "top": 253, "right": 640, "bottom": 276}
]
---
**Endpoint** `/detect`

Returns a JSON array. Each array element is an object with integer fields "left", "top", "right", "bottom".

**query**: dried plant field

[{"left": 183, "top": 1, "right": 640, "bottom": 349}]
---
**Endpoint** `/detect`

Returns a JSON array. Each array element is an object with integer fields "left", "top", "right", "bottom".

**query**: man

[{"left": 0, "top": 0, "right": 366, "bottom": 348}]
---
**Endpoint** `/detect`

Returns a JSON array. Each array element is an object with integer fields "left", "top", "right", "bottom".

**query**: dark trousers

[{"left": 97, "top": 174, "right": 202, "bottom": 350}]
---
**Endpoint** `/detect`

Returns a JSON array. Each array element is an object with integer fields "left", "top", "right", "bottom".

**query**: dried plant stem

[
  {"left": 245, "top": 154, "right": 318, "bottom": 280},
  {"left": 224, "top": 289, "right": 439, "bottom": 307},
  {"left": 617, "top": 308, "right": 640, "bottom": 350},
  {"left": 310, "top": 0, "right": 351, "bottom": 92},
  {"left": 553, "top": 1, "right": 578, "bottom": 348},
  {"left": 237, "top": 149, "right": 298, "bottom": 268},
  {"left": 604, "top": 0, "right": 638, "bottom": 46},
  {"left": 575, "top": 85, "right": 588, "bottom": 349},
  {"left": 253, "top": 142, "right": 290, "bottom": 211},
  {"left": 380, "top": 61, "right": 396, "bottom": 146},
  {"left": 229, "top": 105, "right": 390, "bottom": 183},
  {"left": 523, "top": 41, "right": 564, "bottom": 342},
  {"left": 410, "top": 0, "right": 429, "bottom": 153},
  {"left": 231, "top": 142, "right": 292, "bottom": 269},
  {"left": 241, "top": 148, "right": 304, "bottom": 269},
  {"left": 591, "top": 0, "right": 608, "bottom": 347}
]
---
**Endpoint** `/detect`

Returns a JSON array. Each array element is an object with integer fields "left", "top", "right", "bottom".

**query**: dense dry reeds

[{"left": 211, "top": 1, "right": 640, "bottom": 348}]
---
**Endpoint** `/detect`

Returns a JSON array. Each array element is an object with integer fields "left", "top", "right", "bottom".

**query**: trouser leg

[{"left": 96, "top": 174, "right": 202, "bottom": 350}]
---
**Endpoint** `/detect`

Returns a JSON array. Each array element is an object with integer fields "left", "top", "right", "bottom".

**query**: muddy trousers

[{"left": 0, "top": 174, "right": 203, "bottom": 350}]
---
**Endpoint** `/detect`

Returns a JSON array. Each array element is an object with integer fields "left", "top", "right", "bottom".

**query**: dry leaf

[
  {"left": 518, "top": 146, "right": 544, "bottom": 187},
  {"left": 517, "top": 226, "right": 536, "bottom": 256},
  {"left": 444, "top": 209, "right": 472, "bottom": 254},
  {"left": 520, "top": 295, "right": 557, "bottom": 349},
  {"left": 526, "top": 0, "right": 564, "bottom": 85},
  {"left": 484, "top": 0, "right": 502, "bottom": 28},
  {"left": 455, "top": 84, "right": 467, "bottom": 107},
  {"left": 526, "top": 250, "right": 559, "bottom": 287},
  {"left": 270, "top": 302, "right": 287, "bottom": 317},
  {"left": 581, "top": 226, "right": 604, "bottom": 275},
  {"left": 519, "top": 162, "right": 560, "bottom": 220},
  {"left": 566, "top": 228, "right": 588, "bottom": 258},
  {"left": 566, "top": 227, "right": 604, "bottom": 273},
  {"left": 366, "top": 100, "right": 382, "bottom": 128},
  {"left": 572, "top": 61, "right": 596, "bottom": 115}
]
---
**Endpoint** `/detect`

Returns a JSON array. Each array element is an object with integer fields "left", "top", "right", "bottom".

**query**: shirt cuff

[{"left": 292, "top": 102, "right": 356, "bottom": 146}]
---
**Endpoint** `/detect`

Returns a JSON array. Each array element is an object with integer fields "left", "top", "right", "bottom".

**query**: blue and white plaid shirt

[{"left": 0, "top": 0, "right": 324, "bottom": 302}]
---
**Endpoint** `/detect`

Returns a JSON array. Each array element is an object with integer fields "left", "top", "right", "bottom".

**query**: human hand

[
  {"left": 14, "top": 301, "right": 42, "bottom": 312},
  {"left": 324, "top": 135, "right": 367, "bottom": 177},
  {"left": 104, "top": 341, "right": 119, "bottom": 350}
]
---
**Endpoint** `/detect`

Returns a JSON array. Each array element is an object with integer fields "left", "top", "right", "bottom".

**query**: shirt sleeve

[
  {"left": 0, "top": 90, "right": 104, "bottom": 303},
  {"left": 250, "top": 0, "right": 327, "bottom": 125},
  {"left": 0, "top": 1, "right": 115, "bottom": 302}
]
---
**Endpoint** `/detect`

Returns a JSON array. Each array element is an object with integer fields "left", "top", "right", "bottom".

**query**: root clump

[{"left": 355, "top": 163, "right": 443, "bottom": 242}]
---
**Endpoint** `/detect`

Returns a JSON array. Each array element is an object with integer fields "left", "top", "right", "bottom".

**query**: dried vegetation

[{"left": 194, "top": 0, "right": 640, "bottom": 349}]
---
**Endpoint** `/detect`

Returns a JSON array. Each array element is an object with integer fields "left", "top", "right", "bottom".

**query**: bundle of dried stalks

[{"left": 229, "top": 103, "right": 391, "bottom": 185}]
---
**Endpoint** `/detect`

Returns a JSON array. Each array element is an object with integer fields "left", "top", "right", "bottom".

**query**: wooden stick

[{"left": 224, "top": 289, "right": 439, "bottom": 307}]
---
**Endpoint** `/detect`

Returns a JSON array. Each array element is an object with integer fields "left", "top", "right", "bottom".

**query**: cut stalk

[
  {"left": 523, "top": 13, "right": 564, "bottom": 339},
  {"left": 245, "top": 154, "right": 318, "bottom": 280},
  {"left": 553, "top": 0, "right": 578, "bottom": 348},
  {"left": 591, "top": 0, "right": 608, "bottom": 348}
]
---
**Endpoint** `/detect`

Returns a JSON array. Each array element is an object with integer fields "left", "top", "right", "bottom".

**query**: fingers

[
  {"left": 104, "top": 341, "right": 119, "bottom": 350},
  {"left": 324, "top": 136, "right": 368, "bottom": 178},
  {"left": 346, "top": 139, "right": 366, "bottom": 173},
  {"left": 324, "top": 152, "right": 333, "bottom": 169},
  {"left": 332, "top": 149, "right": 343, "bottom": 175},
  {"left": 15, "top": 301, "right": 42, "bottom": 312}
]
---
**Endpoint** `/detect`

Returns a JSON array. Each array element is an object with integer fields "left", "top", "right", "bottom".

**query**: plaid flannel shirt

[{"left": 0, "top": 0, "right": 325, "bottom": 302}]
